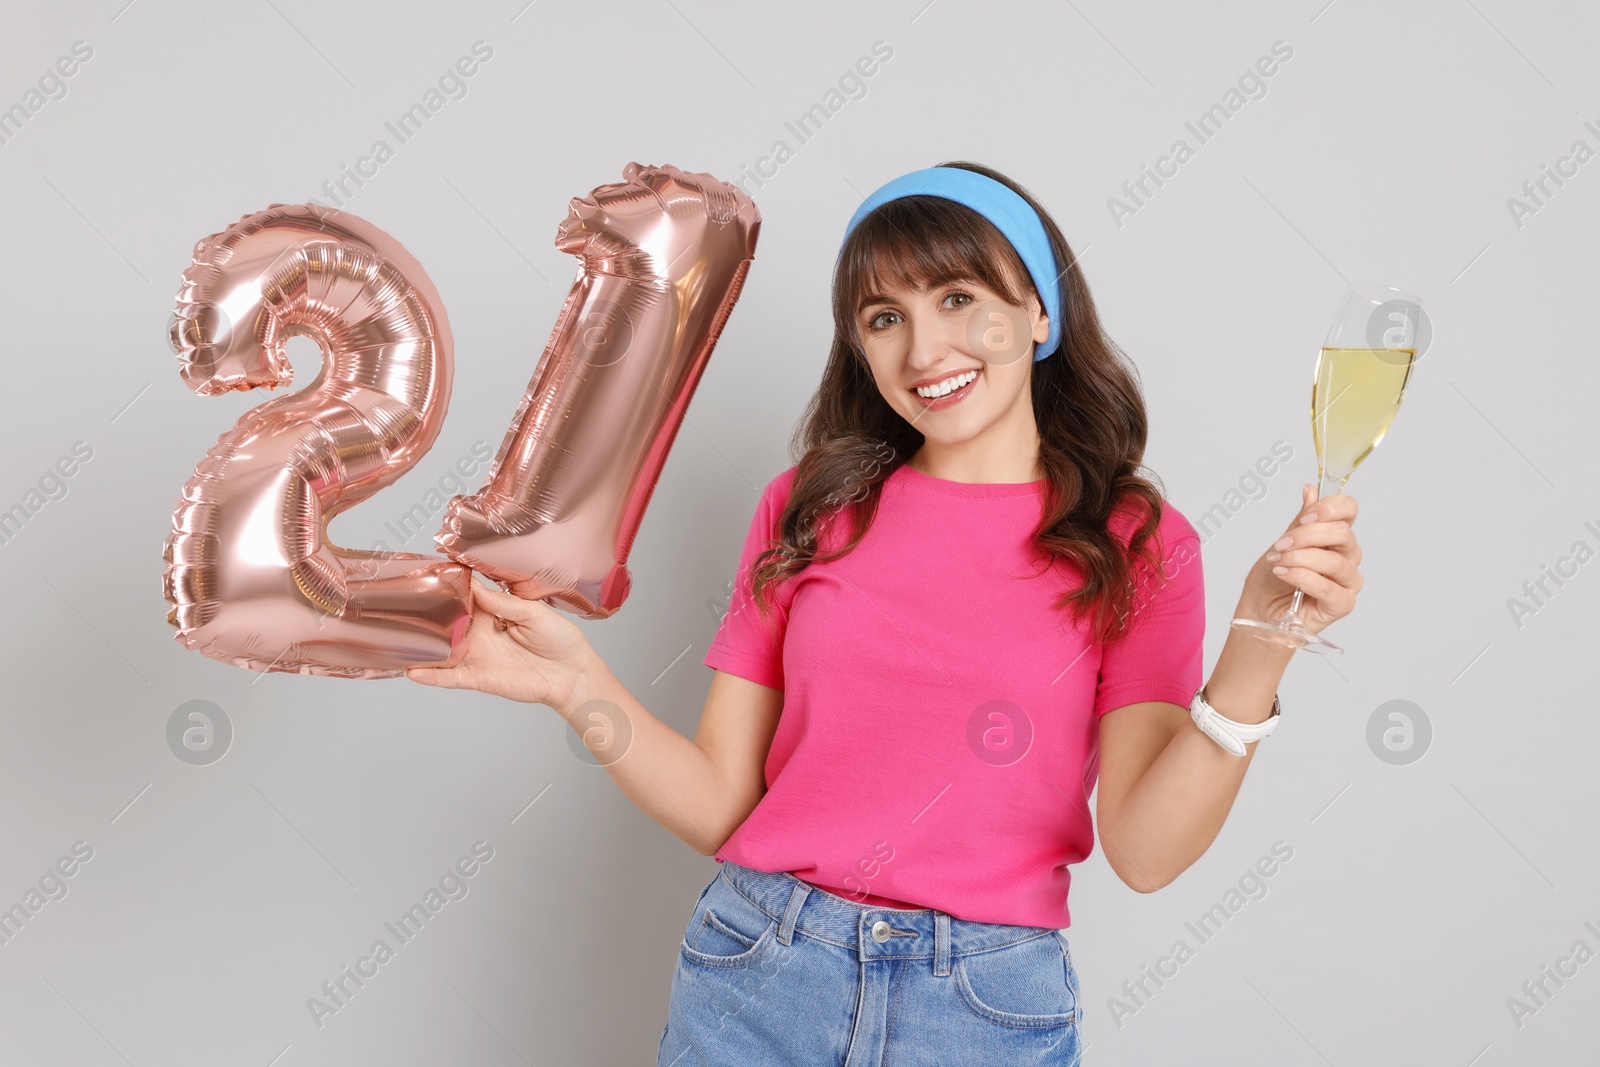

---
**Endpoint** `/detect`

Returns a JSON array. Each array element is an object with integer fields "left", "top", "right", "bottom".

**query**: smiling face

[{"left": 853, "top": 270, "right": 1051, "bottom": 455}]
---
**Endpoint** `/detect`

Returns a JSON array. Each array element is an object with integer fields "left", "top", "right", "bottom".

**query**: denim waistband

[{"left": 715, "top": 860, "right": 1064, "bottom": 970}]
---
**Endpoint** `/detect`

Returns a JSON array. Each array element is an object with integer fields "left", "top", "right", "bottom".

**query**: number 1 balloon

[
  {"left": 435, "top": 162, "right": 761, "bottom": 618},
  {"left": 163, "top": 203, "right": 474, "bottom": 678}
]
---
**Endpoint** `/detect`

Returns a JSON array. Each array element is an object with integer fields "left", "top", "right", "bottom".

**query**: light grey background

[{"left": 1, "top": 0, "right": 1595, "bottom": 1063}]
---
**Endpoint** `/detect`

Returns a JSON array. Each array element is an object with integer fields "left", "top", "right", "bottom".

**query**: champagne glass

[{"left": 1230, "top": 282, "right": 1422, "bottom": 654}]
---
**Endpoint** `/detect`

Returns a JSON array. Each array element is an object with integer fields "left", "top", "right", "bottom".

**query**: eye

[{"left": 863, "top": 289, "right": 978, "bottom": 333}]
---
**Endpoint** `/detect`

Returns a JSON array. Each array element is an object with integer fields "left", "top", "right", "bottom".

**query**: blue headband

[{"left": 838, "top": 167, "right": 1062, "bottom": 360}]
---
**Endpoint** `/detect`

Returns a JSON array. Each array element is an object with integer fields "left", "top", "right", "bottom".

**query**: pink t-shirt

[{"left": 704, "top": 462, "right": 1205, "bottom": 928}]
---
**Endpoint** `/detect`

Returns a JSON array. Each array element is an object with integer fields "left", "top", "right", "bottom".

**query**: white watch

[{"left": 1189, "top": 686, "right": 1280, "bottom": 757}]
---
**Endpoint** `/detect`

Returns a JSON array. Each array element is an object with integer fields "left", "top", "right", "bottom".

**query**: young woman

[{"left": 406, "top": 161, "right": 1364, "bottom": 1065}]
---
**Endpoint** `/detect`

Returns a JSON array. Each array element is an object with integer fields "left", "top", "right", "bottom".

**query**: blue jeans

[{"left": 658, "top": 861, "right": 1082, "bottom": 1065}]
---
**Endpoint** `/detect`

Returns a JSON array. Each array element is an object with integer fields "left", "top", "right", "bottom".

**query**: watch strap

[{"left": 1190, "top": 687, "right": 1281, "bottom": 757}]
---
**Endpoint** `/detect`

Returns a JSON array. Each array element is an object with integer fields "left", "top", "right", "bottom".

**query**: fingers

[
  {"left": 1277, "top": 520, "right": 1362, "bottom": 573},
  {"left": 1293, "top": 487, "right": 1358, "bottom": 528},
  {"left": 1260, "top": 484, "right": 1363, "bottom": 622},
  {"left": 1288, "top": 482, "right": 1316, "bottom": 525},
  {"left": 1273, "top": 545, "right": 1362, "bottom": 591},
  {"left": 469, "top": 577, "right": 549, "bottom": 623},
  {"left": 1270, "top": 564, "right": 1358, "bottom": 617},
  {"left": 405, "top": 666, "right": 465, "bottom": 688},
  {"left": 1277, "top": 520, "right": 1359, "bottom": 552}
]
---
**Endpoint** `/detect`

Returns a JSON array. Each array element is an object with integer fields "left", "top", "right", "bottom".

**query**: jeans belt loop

[
  {"left": 933, "top": 912, "right": 952, "bottom": 976},
  {"left": 778, "top": 879, "right": 811, "bottom": 946}
]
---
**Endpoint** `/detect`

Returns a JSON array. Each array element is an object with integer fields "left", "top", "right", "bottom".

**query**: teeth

[{"left": 915, "top": 370, "right": 977, "bottom": 399}]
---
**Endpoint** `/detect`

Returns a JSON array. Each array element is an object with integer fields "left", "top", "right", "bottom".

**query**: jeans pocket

[
  {"left": 679, "top": 871, "right": 778, "bottom": 970},
  {"left": 953, "top": 931, "right": 1079, "bottom": 1029}
]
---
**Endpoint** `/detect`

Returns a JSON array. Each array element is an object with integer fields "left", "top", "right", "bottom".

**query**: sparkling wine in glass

[{"left": 1230, "top": 282, "right": 1422, "bottom": 655}]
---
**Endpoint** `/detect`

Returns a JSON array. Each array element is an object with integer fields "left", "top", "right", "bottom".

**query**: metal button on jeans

[{"left": 870, "top": 920, "right": 892, "bottom": 943}]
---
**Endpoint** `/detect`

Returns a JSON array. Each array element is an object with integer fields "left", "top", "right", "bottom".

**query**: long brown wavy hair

[{"left": 748, "top": 160, "right": 1174, "bottom": 646}]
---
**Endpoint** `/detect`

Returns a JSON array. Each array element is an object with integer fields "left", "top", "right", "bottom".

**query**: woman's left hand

[{"left": 1238, "top": 483, "right": 1363, "bottom": 634}]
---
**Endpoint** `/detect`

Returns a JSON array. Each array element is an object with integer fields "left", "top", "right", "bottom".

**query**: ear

[
  {"left": 1032, "top": 307, "right": 1051, "bottom": 345},
  {"left": 1019, "top": 283, "right": 1051, "bottom": 345}
]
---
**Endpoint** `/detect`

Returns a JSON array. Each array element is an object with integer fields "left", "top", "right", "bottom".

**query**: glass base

[{"left": 1230, "top": 614, "right": 1343, "bottom": 655}]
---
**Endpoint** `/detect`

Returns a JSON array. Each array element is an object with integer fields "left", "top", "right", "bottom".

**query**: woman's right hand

[{"left": 405, "top": 577, "right": 604, "bottom": 715}]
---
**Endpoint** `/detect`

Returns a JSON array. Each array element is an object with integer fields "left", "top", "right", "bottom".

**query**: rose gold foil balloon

[
  {"left": 435, "top": 163, "right": 761, "bottom": 618},
  {"left": 163, "top": 203, "right": 474, "bottom": 678}
]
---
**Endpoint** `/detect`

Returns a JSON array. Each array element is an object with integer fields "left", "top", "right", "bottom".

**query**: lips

[
  {"left": 910, "top": 368, "right": 980, "bottom": 397},
  {"left": 911, "top": 368, "right": 980, "bottom": 409}
]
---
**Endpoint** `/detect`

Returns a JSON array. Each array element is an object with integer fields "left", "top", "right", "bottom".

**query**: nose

[{"left": 902, "top": 309, "right": 959, "bottom": 372}]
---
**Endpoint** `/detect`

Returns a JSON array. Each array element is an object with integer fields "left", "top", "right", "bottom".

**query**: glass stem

[{"left": 1284, "top": 466, "right": 1330, "bottom": 621}]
